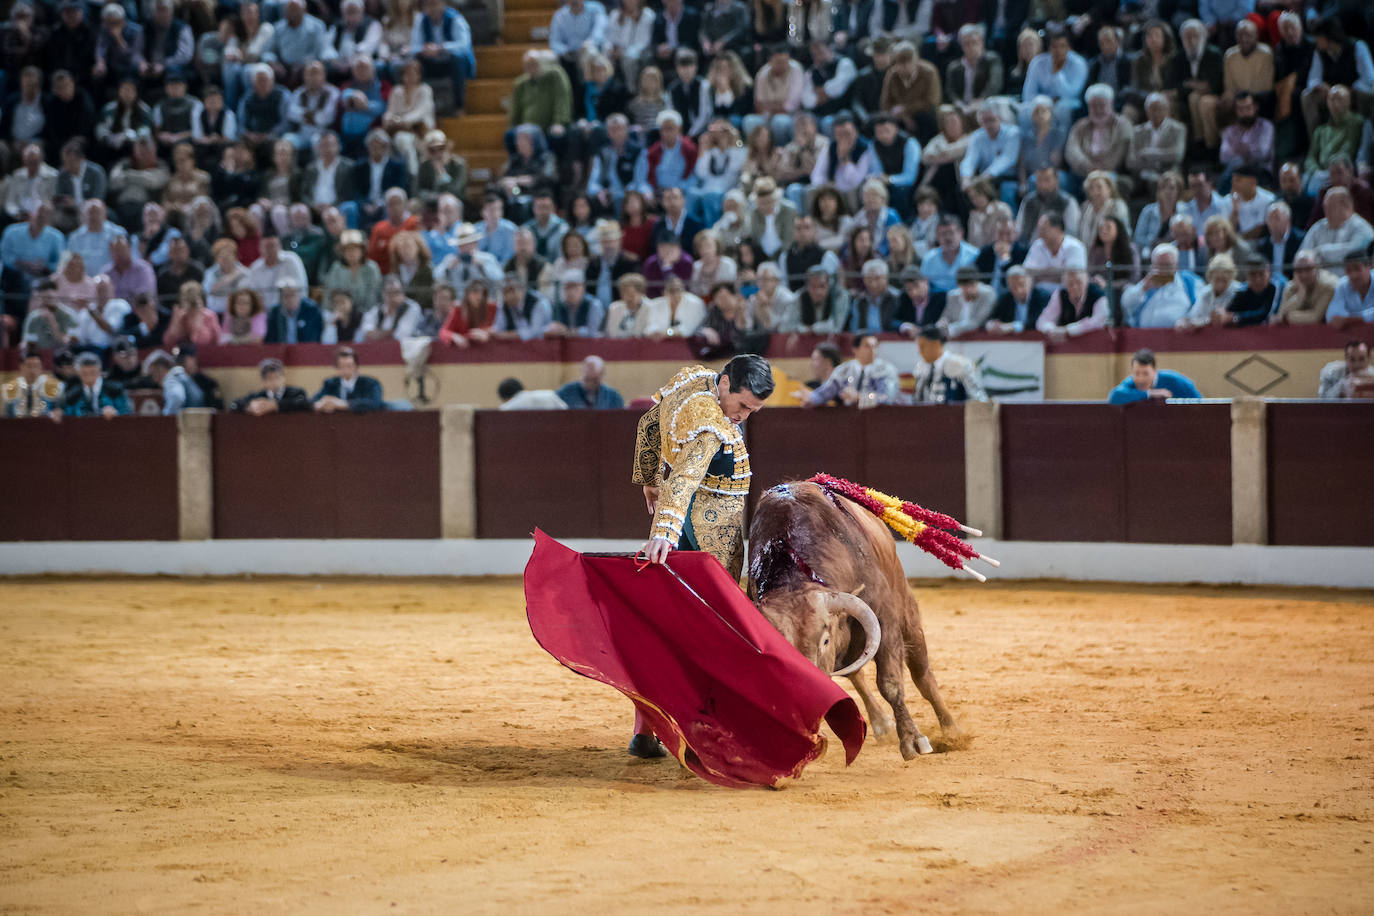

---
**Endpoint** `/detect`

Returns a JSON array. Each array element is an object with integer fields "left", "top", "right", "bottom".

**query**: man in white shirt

[
  {"left": 3, "top": 142, "right": 58, "bottom": 221},
  {"left": 73, "top": 274, "right": 132, "bottom": 349},
  {"left": 1122, "top": 243, "right": 1198, "bottom": 327},
  {"left": 360, "top": 275, "right": 423, "bottom": 341},
  {"left": 1228, "top": 165, "right": 1277, "bottom": 239},
  {"left": 66, "top": 200, "right": 128, "bottom": 279},
  {"left": 304, "top": 131, "right": 350, "bottom": 213},
  {"left": 437, "top": 223, "right": 504, "bottom": 297},
  {"left": 1300, "top": 187, "right": 1374, "bottom": 268},
  {"left": 248, "top": 235, "right": 308, "bottom": 308},
  {"left": 498, "top": 377, "right": 568, "bottom": 409},
  {"left": 1022, "top": 212, "right": 1087, "bottom": 292},
  {"left": 943, "top": 266, "right": 998, "bottom": 337},
  {"left": 324, "top": 0, "right": 383, "bottom": 81}
]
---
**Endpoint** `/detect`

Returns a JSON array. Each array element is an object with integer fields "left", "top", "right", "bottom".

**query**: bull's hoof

[
  {"left": 917, "top": 735, "right": 934, "bottom": 755},
  {"left": 899, "top": 735, "right": 935, "bottom": 760},
  {"left": 627, "top": 733, "right": 668, "bottom": 759}
]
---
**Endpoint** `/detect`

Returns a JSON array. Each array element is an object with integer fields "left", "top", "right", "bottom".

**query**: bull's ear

[{"left": 824, "top": 593, "right": 881, "bottom": 678}]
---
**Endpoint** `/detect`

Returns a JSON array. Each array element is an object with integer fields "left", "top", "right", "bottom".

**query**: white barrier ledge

[{"left": 1, "top": 539, "right": 1372, "bottom": 589}]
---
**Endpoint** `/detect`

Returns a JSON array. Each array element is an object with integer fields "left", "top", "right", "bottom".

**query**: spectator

[
  {"left": 1327, "top": 246, "right": 1374, "bottom": 326},
  {"left": 1219, "top": 91, "right": 1273, "bottom": 181},
  {"left": 586, "top": 220, "right": 640, "bottom": 309},
  {"left": 438, "top": 222, "right": 503, "bottom": 297},
  {"left": 21, "top": 280, "right": 78, "bottom": 349},
  {"left": 164, "top": 143, "right": 212, "bottom": 219},
  {"left": 248, "top": 233, "right": 308, "bottom": 308},
  {"left": 975, "top": 215, "right": 1026, "bottom": 297},
  {"left": 1318, "top": 340, "right": 1373, "bottom": 398},
  {"left": 1229, "top": 166, "right": 1277, "bottom": 241},
  {"left": 264, "top": 0, "right": 329, "bottom": 88},
  {"left": 286, "top": 60, "right": 342, "bottom": 156},
  {"left": 880, "top": 41, "right": 939, "bottom": 142},
  {"left": 607, "top": 0, "right": 653, "bottom": 86},
  {"left": 1221, "top": 20, "right": 1274, "bottom": 121},
  {"left": 390, "top": 230, "right": 435, "bottom": 311},
  {"left": 1122, "top": 243, "right": 1198, "bottom": 328},
  {"left": 477, "top": 194, "right": 519, "bottom": 265},
  {"left": 1134, "top": 170, "right": 1183, "bottom": 257},
  {"left": 1076, "top": 171, "right": 1129, "bottom": 253},
  {"left": 237, "top": 65, "right": 290, "bottom": 163},
  {"left": 1015, "top": 167, "right": 1080, "bottom": 248},
  {"left": 548, "top": 231, "right": 592, "bottom": 300},
  {"left": 587, "top": 115, "right": 643, "bottom": 215},
  {"left": 548, "top": 268, "right": 605, "bottom": 337},
  {"left": 438, "top": 276, "right": 497, "bottom": 345},
  {"left": 217, "top": 287, "right": 266, "bottom": 344},
  {"left": 324, "top": 0, "right": 383, "bottom": 82},
  {"left": 1181, "top": 168, "right": 1227, "bottom": 234},
  {"left": 605, "top": 272, "right": 650, "bottom": 337},
  {"left": 1022, "top": 212, "right": 1087, "bottom": 293},
  {"left": 946, "top": 23, "right": 1004, "bottom": 121},
  {"left": 143, "top": 349, "right": 205, "bottom": 415},
  {"left": 641, "top": 273, "right": 705, "bottom": 337},
  {"left": 163, "top": 280, "right": 222, "bottom": 348},
  {"left": 498, "top": 376, "right": 569, "bottom": 409},
  {"left": 1066, "top": 85, "right": 1130, "bottom": 179},
  {"left": 49, "top": 4, "right": 96, "bottom": 87},
  {"left": 1127, "top": 93, "right": 1187, "bottom": 188},
  {"left": 338, "top": 57, "right": 388, "bottom": 158},
  {"left": 1169, "top": 213, "right": 1206, "bottom": 275},
  {"left": 1020, "top": 24, "right": 1087, "bottom": 132},
  {"left": 118, "top": 292, "right": 170, "bottom": 348},
  {"left": 1309, "top": 156, "right": 1374, "bottom": 228},
  {"left": 71, "top": 273, "right": 131, "bottom": 349},
  {"left": 505, "top": 226, "right": 551, "bottom": 291},
  {"left": 1305, "top": 85, "right": 1363, "bottom": 194},
  {"left": 232, "top": 357, "right": 311, "bottom": 414},
  {"left": 960, "top": 103, "right": 1018, "bottom": 202},
  {"left": 1018, "top": 97, "right": 1066, "bottom": 196},
  {"left": 1277, "top": 162, "right": 1315, "bottom": 229},
  {"left": 912, "top": 324, "right": 985, "bottom": 403},
  {"left": 647, "top": 0, "right": 699, "bottom": 71},
  {"left": 53, "top": 140, "right": 108, "bottom": 236},
  {"left": 1224, "top": 258, "right": 1282, "bottom": 326},
  {"left": 846, "top": 259, "right": 903, "bottom": 334},
  {"left": 1299, "top": 187, "right": 1374, "bottom": 268},
  {"left": 382, "top": 59, "right": 435, "bottom": 178},
  {"left": 416, "top": 131, "right": 467, "bottom": 204},
  {"left": 920, "top": 215, "right": 979, "bottom": 294},
  {"left": 2, "top": 344, "right": 62, "bottom": 417},
  {"left": 1108, "top": 348, "right": 1201, "bottom": 404},
  {"left": 986, "top": 265, "right": 1048, "bottom": 334},
  {"left": 944, "top": 266, "right": 997, "bottom": 338},
  {"left": 349, "top": 131, "right": 409, "bottom": 232},
  {"left": 748, "top": 44, "right": 804, "bottom": 145},
  {"left": 156, "top": 237, "right": 203, "bottom": 301},
  {"left": 1301, "top": 17, "right": 1374, "bottom": 135},
  {"left": 804, "top": 333, "right": 899, "bottom": 408},
  {"left": 105, "top": 336, "right": 148, "bottom": 387},
  {"left": 52, "top": 252, "right": 96, "bottom": 313},
  {"left": 778, "top": 112, "right": 826, "bottom": 214},
  {"left": 4, "top": 141, "right": 57, "bottom": 222},
  {"left": 93, "top": 5, "right": 145, "bottom": 87},
  {"left": 1173, "top": 19, "right": 1224, "bottom": 150},
  {"left": 63, "top": 351, "right": 131, "bottom": 417},
  {"left": 557, "top": 355, "right": 625, "bottom": 408},
  {"left": 1179, "top": 252, "right": 1240, "bottom": 329},
  {"left": 793, "top": 264, "right": 849, "bottom": 334},
  {"left": 314, "top": 346, "right": 385, "bottom": 412},
  {"left": 690, "top": 118, "right": 745, "bottom": 226},
  {"left": 1087, "top": 216, "right": 1139, "bottom": 295},
  {"left": 203, "top": 237, "right": 250, "bottom": 314},
  {"left": 410, "top": 0, "right": 473, "bottom": 113},
  {"left": 1273, "top": 251, "right": 1336, "bottom": 325},
  {"left": 1086, "top": 25, "right": 1129, "bottom": 103},
  {"left": 3, "top": 202, "right": 65, "bottom": 295},
  {"left": 212, "top": 144, "right": 259, "bottom": 213},
  {"left": 366, "top": 188, "right": 419, "bottom": 273},
  {"left": 360, "top": 274, "right": 423, "bottom": 340},
  {"left": 803, "top": 341, "right": 842, "bottom": 394},
  {"left": 748, "top": 261, "right": 796, "bottom": 331},
  {"left": 801, "top": 38, "right": 857, "bottom": 129},
  {"left": 323, "top": 289, "right": 364, "bottom": 344},
  {"left": 491, "top": 271, "right": 554, "bottom": 341},
  {"left": 265, "top": 279, "right": 324, "bottom": 343},
  {"left": 643, "top": 232, "right": 693, "bottom": 296},
  {"left": 135, "top": 203, "right": 181, "bottom": 268}
]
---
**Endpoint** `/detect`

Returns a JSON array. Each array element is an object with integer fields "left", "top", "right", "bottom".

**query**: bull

[{"left": 748, "top": 480, "right": 962, "bottom": 760}]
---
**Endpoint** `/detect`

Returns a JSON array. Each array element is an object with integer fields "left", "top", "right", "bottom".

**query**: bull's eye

[{"left": 822, "top": 635, "right": 830, "bottom": 647}]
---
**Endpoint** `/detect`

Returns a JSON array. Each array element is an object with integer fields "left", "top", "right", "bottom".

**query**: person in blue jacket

[{"left": 1108, "top": 348, "right": 1201, "bottom": 404}]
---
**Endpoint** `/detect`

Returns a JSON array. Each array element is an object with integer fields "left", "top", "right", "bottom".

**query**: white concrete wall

[{"left": 2, "top": 538, "right": 1371, "bottom": 589}]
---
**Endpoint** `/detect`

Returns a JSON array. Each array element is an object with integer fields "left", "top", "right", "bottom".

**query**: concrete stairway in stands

[{"left": 442, "top": 0, "right": 562, "bottom": 211}]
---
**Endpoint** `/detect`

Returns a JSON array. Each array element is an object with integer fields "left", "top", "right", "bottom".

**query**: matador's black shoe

[{"left": 627, "top": 733, "right": 668, "bottom": 758}]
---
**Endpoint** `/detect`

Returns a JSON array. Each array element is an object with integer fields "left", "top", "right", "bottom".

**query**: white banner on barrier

[{"left": 875, "top": 340, "right": 1046, "bottom": 400}]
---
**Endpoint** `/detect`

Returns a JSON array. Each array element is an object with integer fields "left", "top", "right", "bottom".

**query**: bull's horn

[{"left": 827, "top": 593, "right": 881, "bottom": 678}]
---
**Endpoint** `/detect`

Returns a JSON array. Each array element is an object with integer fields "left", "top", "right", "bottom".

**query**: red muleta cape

[{"left": 523, "top": 530, "right": 867, "bottom": 789}]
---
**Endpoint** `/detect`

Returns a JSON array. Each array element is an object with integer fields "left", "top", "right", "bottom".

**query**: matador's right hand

[{"left": 642, "top": 537, "right": 673, "bottom": 565}]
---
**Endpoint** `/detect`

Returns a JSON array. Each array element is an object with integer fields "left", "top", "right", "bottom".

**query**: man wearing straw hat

[
  {"left": 743, "top": 177, "right": 796, "bottom": 261},
  {"left": 436, "top": 222, "right": 503, "bottom": 297}
]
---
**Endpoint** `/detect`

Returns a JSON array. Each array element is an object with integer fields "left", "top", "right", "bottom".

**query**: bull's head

[{"left": 755, "top": 588, "right": 882, "bottom": 678}]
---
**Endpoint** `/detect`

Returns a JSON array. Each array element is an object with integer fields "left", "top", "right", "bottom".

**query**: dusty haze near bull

[{"left": 1, "top": 578, "right": 1371, "bottom": 913}]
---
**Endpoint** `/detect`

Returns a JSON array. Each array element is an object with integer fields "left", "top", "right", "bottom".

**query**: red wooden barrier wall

[
  {"left": 212, "top": 412, "right": 441, "bottom": 539},
  {"left": 1267, "top": 403, "right": 1374, "bottom": 547},
  {"left": 0, "top": 417, "right": 179, "bottom": 541}
]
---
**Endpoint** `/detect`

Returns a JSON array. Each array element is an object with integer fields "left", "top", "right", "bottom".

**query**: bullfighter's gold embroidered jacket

[{"left": 632, "top": 365, "right": 752, "bottom": 580}]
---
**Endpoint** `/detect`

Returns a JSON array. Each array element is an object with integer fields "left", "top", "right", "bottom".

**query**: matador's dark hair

[{"left": 719, "top": 354, "right": 775, "bottom": 400}]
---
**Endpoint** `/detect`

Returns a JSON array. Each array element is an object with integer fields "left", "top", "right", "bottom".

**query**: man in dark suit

[
  {"left": 648, "top": 0, "right": 701, "bottom": 71},
  {"left": 976, "top": 219, "right": 1028, "bottom": 294},
  {"left": 349, "top": 129, "right": 409, "bottom": 231},
  {"left": 62, "top": 353, "right": 132, "bottom": 417},
  {"left": 1171, "top": 21, "right": 1225, "bottom": 151},
  {"left": 264, "top": 278, "right": 325, "bottom": 343},
  {"left": 944, "top": 25, "right": 1005, "bottom": 120},
  {"left": 232, "top": 358, "right": 312, "bottom": 415},
  {"left": 985, "top": 266, "right": 1049, "bottom": 333},
  {"left": 1085, "top": 25, "right": 1131, "bottom": 105},
  {"left": 301, "top": 131, "right": 356, "bottom": 215},
  {"left": 849, "top": 260, "right": 907, "bottom": 333},
  {"left": 583, "top": 221, "right": 640, "bottom": 307},
  {"left": 895, "top": 265, "right": 947, "bottom": 331},
  {"left": 1255, "top": 199, "right": 1305, "bottom": 281},
  {"left": 313, "top": 346, "right": 384, "bottom": 412}
]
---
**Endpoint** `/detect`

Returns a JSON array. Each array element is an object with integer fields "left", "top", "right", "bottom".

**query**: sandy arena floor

[{"left": 1, "top": 577, "right": 1371, "bottom": 914}]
